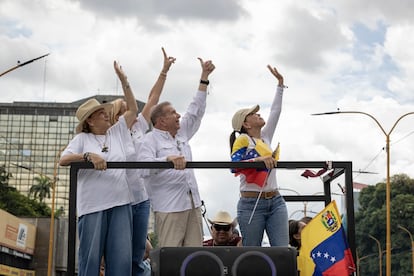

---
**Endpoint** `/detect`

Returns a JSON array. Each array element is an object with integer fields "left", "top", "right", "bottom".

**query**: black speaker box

[{"left": 150, "top": 246, "right": 298, "bottom": 276}]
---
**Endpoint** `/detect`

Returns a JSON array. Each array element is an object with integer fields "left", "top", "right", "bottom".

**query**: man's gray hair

[{"left": 150, "top": 101, "right": 172, "bottom": 125}]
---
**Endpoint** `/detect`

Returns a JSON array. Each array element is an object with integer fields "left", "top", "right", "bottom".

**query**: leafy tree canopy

[
  {"left": 355, "top": 173, "right": 414, "bottom": 275},
  {"left": 0, "top": 165, "right": 51, "bottom": 217}
]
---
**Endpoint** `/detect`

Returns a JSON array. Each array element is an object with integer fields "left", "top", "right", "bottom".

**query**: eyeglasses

[{"left": 213, "top": 224, "right": 231, "bottom": 232}]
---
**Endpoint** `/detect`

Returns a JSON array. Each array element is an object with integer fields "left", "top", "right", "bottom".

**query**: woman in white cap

[
  {"left": 59, "top": 62, "right": 138, "bottom": 276},
  {"left": 229, "top": 65, "right": 288, "bottom": 247}
]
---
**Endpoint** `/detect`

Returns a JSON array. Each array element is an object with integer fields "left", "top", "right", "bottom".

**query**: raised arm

[
  {"left": 141, "top": 47, "right": 176, "bottom": 122},
  {"left": 178, "top": 57, "right": 215, "bottom": 139},
  {"left": 261, "top": 65, "right": 286, "bottom": 143},
  {"left": 114, "top": 61, "right": 139, "bottom": 129},
  {"left": 197, "top": 57, "right": 215, "bottom": 92}
]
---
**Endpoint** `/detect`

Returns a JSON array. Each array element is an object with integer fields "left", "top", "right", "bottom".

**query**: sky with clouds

[{"left": 2, "top": 0, "right": 414, "bottom": 229}]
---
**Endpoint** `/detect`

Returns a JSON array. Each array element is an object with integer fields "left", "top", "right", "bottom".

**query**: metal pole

[
  {"left": 0, "top": 53, "right": 50, "bottom": 77},
  {"left": 398, "top": 225, "right": 414, "bottom": 275},
  {"left": 357, "top": 252, "right": 375, "bottom": 276},
  {"left": 385, "top": 135, "right": 391, "bottom": 276},
  {"left": 369, "top": 234, "right": 383, "bottom": 276},
  {"left": 47, "top": 147, "right": 66, "bottom": 276}
]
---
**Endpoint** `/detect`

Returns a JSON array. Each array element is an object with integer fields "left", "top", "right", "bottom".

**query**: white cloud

[{"left": 1, "top": 0, "right": 414, "bottom": 225}]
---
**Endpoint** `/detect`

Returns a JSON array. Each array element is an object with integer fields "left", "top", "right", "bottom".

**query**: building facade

[{"left": 0, "top": 96, "right": 145, "bottom": 216}]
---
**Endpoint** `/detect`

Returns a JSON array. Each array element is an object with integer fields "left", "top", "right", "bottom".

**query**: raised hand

[
  {"left": 267, "top": 65, "right": 284, "bottom": 86},
  {"left": 161, "top": 47, "right": 176, "bottom": 74},
  {"left": 198, "top": 58, "right": 215, "bottom": 76},
  {"left": 114, "top": 61, "right": 128, "bottom": 85}
]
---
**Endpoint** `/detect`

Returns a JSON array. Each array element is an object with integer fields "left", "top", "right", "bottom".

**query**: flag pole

[
  {"left": 247, "top": 143, "right": 280, "bottom": 225},
  {"left": 247, "top": 170, "right": 271, "bottom": 224}
]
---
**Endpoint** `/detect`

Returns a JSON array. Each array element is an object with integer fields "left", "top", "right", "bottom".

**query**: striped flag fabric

[{"left": 298, "top": 200, "right": 355, "bottom": 276}]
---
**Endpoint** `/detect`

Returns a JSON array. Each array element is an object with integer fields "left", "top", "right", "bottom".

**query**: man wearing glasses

[
  {"left": 203, "top": 211, "right": 242, "bottom": 247},
  {"left": 138, "top": 58, "right": 215, "bottom": 247}
]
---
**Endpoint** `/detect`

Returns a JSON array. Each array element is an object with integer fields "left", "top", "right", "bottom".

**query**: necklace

[{"left": 93, "top": 134, "right": 109, "bottom": 152}]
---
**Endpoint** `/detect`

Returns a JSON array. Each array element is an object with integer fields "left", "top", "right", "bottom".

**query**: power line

[
  {"left": 391, "top": 130, "right": 414, "bottom": 146},
  {"left": 354, "top": 147, "right": 384, "bottom": 180}
]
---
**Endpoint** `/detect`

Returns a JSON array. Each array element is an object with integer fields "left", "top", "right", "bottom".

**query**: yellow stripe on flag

[
  {"left": 272, "top": 142, "right": 280, "bottom": 161},
  {"left": 297, "top": 200, "right": 343, "bottom": 276}
]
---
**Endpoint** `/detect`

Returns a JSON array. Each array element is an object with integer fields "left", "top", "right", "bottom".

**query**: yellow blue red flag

[
  {"left": 231, "top": 134, "right": 279, "bottom": 187},
  {"left": 298, "top": 200, "right": 355, "bottom": 276}
]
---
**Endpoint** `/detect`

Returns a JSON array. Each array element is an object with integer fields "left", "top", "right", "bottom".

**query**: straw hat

[
  {"left": 75, "top": 99, "right": 112, "bottom": 133},
  {"left": 232, "top": 104, "right": 260, "bottom": 132},
  {"left": 110, "top": 98, "right": 125, "bottom": 125},
  {"left": 208, "top": 211, "right": 237, "bottom": 227}
]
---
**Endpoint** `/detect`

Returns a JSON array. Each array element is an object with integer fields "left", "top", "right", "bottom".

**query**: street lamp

[
  {"left": 0, "top": 53, "right": 49, "bottom": 77},
  {"left": 369, "top": 234, "right": 383, "bottom": 276},
  {"left": 47, "top": 146, "right": 66, "bottom": 276},
  {"left": 312, "top": 110, "right": 414, "bottom": 276},
  {"left": 397, "top": 225, "right": 414, "bottom": 274},
  {"left": 12, "top": 158, "right": 61, "bottom": 276},
  {"left": 356, "top": 251, "right": 375, "bottom": 276}
]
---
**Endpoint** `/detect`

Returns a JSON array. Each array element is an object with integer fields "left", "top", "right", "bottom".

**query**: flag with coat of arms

[{"left": 297, "top": 200, "right": 356, "bottom": 276}]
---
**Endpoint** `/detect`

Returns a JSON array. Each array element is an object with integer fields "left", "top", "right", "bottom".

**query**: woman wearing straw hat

[
  {"left": 59, "top": 62, "right": 139, "bottom": 276},
  {"left": 229, "top": 65, "right": 289, "bottom": 247},
  {"left": 111, "top": 47, "right": 175, "bottom": 276}
]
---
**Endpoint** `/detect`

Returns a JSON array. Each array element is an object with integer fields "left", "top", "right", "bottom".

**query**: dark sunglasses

[{"left": 213, "top": 224, "right": 231, "bottom": 232}]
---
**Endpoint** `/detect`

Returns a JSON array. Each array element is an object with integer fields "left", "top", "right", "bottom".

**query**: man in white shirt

[{"left": 138, "top": 57, "right": 215, "bottom": 247}]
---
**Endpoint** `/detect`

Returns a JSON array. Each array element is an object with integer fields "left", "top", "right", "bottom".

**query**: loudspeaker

[{"left": 150, "top": 246, "right": 298, "bottom": 276}]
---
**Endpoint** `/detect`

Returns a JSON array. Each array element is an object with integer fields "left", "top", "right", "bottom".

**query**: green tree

[
  {"left": 0, "top": 164, "right": 12, "bottom": 188},
  {"left": 0, "top": 165, "right": 51, "bottom": 217},
  {"left": 29, "top": 174, "right": 52, "bottom": 203},
  {"left": 355, "top": 173, "right": 414, "bottom": 275}
]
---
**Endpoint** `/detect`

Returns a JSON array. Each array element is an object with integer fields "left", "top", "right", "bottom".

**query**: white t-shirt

[
  {"left": 61, "top": 116, "right": 133, "bottom": 217},
  {"left": 127, "top": 113, "right": 150, "bottom": 205}
]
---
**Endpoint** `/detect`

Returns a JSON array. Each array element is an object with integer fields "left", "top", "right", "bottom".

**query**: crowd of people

[{"left": 59, "top": 47, "right": 304, "bottom": 276}]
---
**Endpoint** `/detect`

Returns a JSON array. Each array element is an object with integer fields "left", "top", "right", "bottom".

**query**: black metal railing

[{"left": 67, "top": 161, "right": 355, "bottom": 275}]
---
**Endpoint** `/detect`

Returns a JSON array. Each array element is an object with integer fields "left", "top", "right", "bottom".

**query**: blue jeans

[
  {"left": 132, "top": 200, "right": 150, "bottom": 276},
  {"left": 78, "top": 204, "right": 132, "bottom": 276},
  {"left": 140, "top": 259, "right": 151, "bottom": 276},
  {"left": 237, "top": 195, "right": 288, "bottom": 246}
]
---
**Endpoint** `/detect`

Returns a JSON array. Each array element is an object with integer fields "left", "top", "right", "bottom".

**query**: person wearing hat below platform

[
  {"left": 59, "top": 62, "right": 139, "bottom": 276},
  {"left": 203, "top": 211, "right": 242, "bottom": 246},
  {"left": 229, "top": 65, "right": 289, "bottom": 247}
]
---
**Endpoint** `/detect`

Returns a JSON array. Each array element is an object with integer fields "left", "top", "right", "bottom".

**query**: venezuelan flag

[
  {"left": 231, "top": 135, "right": 275, "bottom": 187},
  {"left": 298, "top": 200, "right": 355, "bottom": 276}
]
